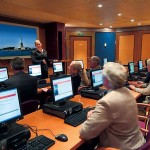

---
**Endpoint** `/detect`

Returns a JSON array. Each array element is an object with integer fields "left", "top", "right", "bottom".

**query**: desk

[
  {"left": 18, "top": 90, "right": 141, "bottom": 150},
  {"left": 18, "top": 95, "right": 96, "bottom": 150},
  {"left": 37, "top": 79, "right": 141, "bottom": 100}
]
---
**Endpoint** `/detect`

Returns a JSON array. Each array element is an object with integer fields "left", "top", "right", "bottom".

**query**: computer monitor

[
  {"left": 51, "top": 75, "right": 73, "bottom": 105},
  {"left": 0, "top": 88, "right": 22, "bottom": 131},
  {"left": 138, "top": 60, "right": 143, "bottom": 71},
  {"left": 53, "top": 62, "right": 63, "bottom": 73},
  {"left": 90, "top": 69, "right": 103, "bottom": 90},
  {"left": 28, "top": 64, "right": 42, "bottom": 78},
  {"left": 75, "top": 60, "right": 84, "bottom": 69},
  {"left": 128, "top": 62, "right": 135, "bottom": 75},
  {"left": 0, "top": 67, "right": 9, "bottom": 82},
  {"left": 103, "top": 58, "right": 108, "bottom": 65}
]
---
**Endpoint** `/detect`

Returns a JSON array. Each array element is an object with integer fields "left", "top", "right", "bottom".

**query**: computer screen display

[
  {"left": 53, "top": 62, "right": 63, "bottom": 73},
  {"left": 91, "top": 69, "right": 103, "bottom": 88},
  {"left": 138, "top": 60, "right": 143, "bottom": 71},
  {"left": 129, "top": 62, "right": 135, "bottom": 74},
  {"left": 51, "top": 76, "right": 73, "bottom": 102},
  {"left": 0, "top": 67, "right": 8, "bottom": 82},
  {"left": 103, "top": 58, "right": 107, "bottom": 65},
  {"left": 28, "top": 65, "right": 42, "bottom": 77},
  {"left": 0, "top": 88, "right": 22, "bottom": 124},
  {"left": 75, "top": 60, "right": 84, "bottom": 69}
]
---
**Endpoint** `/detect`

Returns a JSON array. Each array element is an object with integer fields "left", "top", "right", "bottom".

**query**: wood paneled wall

[{"left": 116, "top": 29, "right": 150, "bottom": 64}]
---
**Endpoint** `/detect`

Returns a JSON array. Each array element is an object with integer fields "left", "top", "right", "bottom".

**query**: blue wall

[{"left": 95, "top": 32, "right": 116, "bottom": 66}]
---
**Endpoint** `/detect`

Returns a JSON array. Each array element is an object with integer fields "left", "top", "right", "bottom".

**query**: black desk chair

[{"left": 21, "top": 100, "right": 39, "bottom": 115}]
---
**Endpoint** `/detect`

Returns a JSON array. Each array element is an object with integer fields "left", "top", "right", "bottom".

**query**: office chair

[
  {"left": 21, "top": 100, "right": 39, "bottom": 115},
  {"left": 137, "top": 103, "right": 150, "bottom": 134}
]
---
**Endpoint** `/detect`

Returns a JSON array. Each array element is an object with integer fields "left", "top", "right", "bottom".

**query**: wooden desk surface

[
  {"left": 18, "top": 95, "right": 96, "bottom": 150},
  {"left": 18, "top": 88, "right": 141, "bottom": 150}
]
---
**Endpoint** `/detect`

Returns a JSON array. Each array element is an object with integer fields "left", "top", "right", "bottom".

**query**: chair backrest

[
  {"left": 21, "top": 100, "right": 39, "bottom": 115},
  {"left": 137, "top": 103, "right": 150, "bottom": 132},
  {"left": 139, "top": 130, "right": 150, "bottom": 150}
]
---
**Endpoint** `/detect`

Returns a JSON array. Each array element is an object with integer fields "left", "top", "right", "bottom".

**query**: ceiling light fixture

[
  {"left": 98, "top": 4, "right": 103, "bottom": 8},
  {"left": 99, "top": 23, "right": 103, "bottom": 26},
  {"left": 118, "top": 13, "right": 122, "bottom": 16},
  {"left": 110, "top": 26, "right": 112, "bottom": 28},
  {"left": 138, "top": 22, "right": 141, "bottom": 26},
  {"left": 131, "top": 19, "right": 135, "bottom": 22}
]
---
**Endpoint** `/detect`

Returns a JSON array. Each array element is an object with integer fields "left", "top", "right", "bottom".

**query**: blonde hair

[
  {"left": 34, "top": 40, "right": 41, "bottom": 46},
  {"left": 102, "top": 62, "right": 127, "bottom": 89},
  {"left": 70, "top": 61, "right": 82, "bottom": 72}
]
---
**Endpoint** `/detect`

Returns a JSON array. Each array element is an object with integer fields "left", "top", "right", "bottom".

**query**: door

[{"left": 70, "top": 36, "right": 92, "bottom": 69}]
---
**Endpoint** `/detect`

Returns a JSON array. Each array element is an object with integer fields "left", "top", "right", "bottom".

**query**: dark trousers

[{"left": 42, "top": 69, "right": 48, "bottom": 79}]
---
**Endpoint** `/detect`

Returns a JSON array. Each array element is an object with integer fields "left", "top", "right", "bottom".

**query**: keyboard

[
  {"left": 16, "top": 135, "right": 55, "bottom": 150},
  {"left": 37, "top": 83, "right": 51, "bottom": 88},
  {"left": 64, "top": 107, "right": 93, "bottom": 127}
]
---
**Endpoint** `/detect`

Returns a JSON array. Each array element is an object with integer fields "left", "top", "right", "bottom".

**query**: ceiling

[{"left": 0, "top": 0, "right": 150, "bottom": 28}]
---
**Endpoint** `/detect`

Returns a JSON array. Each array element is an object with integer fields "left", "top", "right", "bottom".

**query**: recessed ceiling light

[
  {"left": 118, "top": 13, "right": 122, "bottom": 16},
  {"left": 99, "top": 23, "right": 103, "bottom": 26},
  {"left": 131, "top": 19, "right": 135, "bottom": 22},
  {"left": 138, "top": 22, "right": 141, "bottom": 26},
  {"left": 98, "top": 4, "right": 103, "bottom": 8},
  {"left": 110, "top": 26, "right": 112, "bottom": 28}
]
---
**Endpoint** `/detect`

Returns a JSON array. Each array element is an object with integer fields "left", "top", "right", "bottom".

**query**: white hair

[{"left": 102, "top": 62, "right": 127, "bottom": 89}]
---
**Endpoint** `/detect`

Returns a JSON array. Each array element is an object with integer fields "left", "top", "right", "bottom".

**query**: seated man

[
  {"left": 129, "top": 59, "right": 150, "bottom": 103},
  {"left": 4, "top": 57, "right": 37, "bottom": 103},
  {"left": 80, "top": 62, "right": 145, "bottom": 150},
  {"left": 86, "top": 56, "right": 101, "bottom": 84}
]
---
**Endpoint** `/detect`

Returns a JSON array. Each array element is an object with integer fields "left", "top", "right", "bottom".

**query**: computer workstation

[
  {"left": 43, "top": 75, "right": 94, "bottom": 127},
  {"left": 80, "top": 69, "right": 107, "bottom": 100},
  {"left": 28, "top": 64, "right": 51, "bottom": 88},
  {"left": 137, "top": 60, "right": 147, "bottom": 76},
  {"left": 0, "top": 87, "right": 69, "bottom": 149}
]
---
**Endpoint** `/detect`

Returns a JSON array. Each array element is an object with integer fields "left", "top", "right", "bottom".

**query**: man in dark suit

[{"left": 4, "top": 57, "right": 37, "bottom": 103}]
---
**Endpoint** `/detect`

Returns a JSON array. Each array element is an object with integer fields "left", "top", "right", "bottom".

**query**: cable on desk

[{"left": 23, "top": 124, "right": 56, "bottom": 138}]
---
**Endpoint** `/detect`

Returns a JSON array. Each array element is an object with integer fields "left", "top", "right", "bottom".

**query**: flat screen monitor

[
  {"left": 138, "top": 60, "right": 143, "bottom": 71},
  {"left": 0, "top": 88, "right": 22, "bottom": 125},
  {"left": 75, "top": 60, "right": 84, "bottom": 69},
  {"left": 90, "top": 69, "right": 103, "bottom": 89},
  {"left": 0, "top": 67, "right": 9, "bottom": 82},
  {"left": 28, "top": 64, "right": 42, "bottom": 77},
  {"left": 53, "top": 62, "right": 63, "bottom": 73},
  {"left": 51, "top": 75, "right": 73, "bottom": 104},
  {"left": 103, "top": 58, "right": 107, "bottom": 65},
  {"left": 128, "top": 62, "right": 135, "bottom": 75}
]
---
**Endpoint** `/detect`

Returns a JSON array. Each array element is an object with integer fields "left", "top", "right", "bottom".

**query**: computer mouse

[{"left": 55, "top": 134, "right": 68, "bottom": 142}]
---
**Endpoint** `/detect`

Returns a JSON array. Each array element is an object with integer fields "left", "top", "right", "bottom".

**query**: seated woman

[
  {"left": 79, "top": 62, "right": 145, "bottom": 150},
  {"left": 129, "top": 59, "right": 150, "bottom": 103},
  {"left": 42, "top": 61, "right": 89, "bottom": 96}
]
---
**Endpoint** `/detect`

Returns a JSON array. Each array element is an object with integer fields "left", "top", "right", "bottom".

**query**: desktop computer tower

[
  {"left": 0, "top": 123, "right": 31, "bottom": 150},
  {"left": 43, "top": 101, "right": 83, "bottom": 119}
]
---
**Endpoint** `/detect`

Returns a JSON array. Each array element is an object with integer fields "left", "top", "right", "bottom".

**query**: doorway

[{"left": 70, "top": 36, "right": 92, "bottom": 69}]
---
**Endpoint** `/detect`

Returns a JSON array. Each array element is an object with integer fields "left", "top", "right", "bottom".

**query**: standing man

[{"left": 31, "top": 40, "right": 49, "bottom": 79}]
